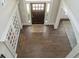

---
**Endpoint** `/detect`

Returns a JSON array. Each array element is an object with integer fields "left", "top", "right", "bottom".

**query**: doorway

[{"left": 31, "top": 3, "right": 46, "bottom": 24}]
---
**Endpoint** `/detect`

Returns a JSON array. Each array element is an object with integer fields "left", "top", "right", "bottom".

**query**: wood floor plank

[{"left": 16, "top": 22, "right": 71, "bottom": 58}]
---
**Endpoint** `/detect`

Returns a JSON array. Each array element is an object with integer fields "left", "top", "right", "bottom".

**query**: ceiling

[{"left": 25, "top": 0, "right": 51, "bottom": 3}]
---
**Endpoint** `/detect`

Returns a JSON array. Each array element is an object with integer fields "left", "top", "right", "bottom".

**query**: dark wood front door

[{"left": 31, "top": 3, "right": 45, "bottom": 24}]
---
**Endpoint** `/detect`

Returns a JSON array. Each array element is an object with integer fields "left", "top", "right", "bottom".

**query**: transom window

[{"left": 32, "top": 4, "right": 45, "bottom": 11}]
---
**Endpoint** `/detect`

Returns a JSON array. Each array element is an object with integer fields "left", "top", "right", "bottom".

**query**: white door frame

[
  {"left": 25, "top": 0, "right": 51, "bottom": 25},
  {"left": 54, "top": 0, "right": 62, "bottom": 29}
]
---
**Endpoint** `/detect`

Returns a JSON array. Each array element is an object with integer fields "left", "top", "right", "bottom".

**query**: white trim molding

[
  {"left": 66, "top": 44, "right": 79, "bottom": 58},
  {"left": 54, "top": 0, "right": 79, "bottom": 58}
]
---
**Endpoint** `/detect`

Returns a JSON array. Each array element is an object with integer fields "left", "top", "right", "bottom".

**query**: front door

[{"left": 31, "top": 3, "right": 45, "bottom": 24}]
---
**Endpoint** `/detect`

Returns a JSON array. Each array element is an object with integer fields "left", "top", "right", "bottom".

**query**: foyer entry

[
  {"left": 17, "top": 23, "right": 71, "bottom": 58},
  {"left": 31, "top": 3, "right": 46, "bottom": 24}
]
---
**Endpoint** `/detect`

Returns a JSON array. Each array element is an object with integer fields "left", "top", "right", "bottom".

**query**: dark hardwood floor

[{"left": 16, "top": 22, "right": 71, "bottom": 58}]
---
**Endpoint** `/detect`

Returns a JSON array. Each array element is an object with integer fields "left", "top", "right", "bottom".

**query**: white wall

[
  {"left": 0, "top": 0, "right": 17, "bottom": 39},
  {"left": 18, "top": 0, "right": 32, "bottom": 25},
  {"left": 63, "top": 0, "right": 79, "bottom": 43},
  {"left": 48, "top": 0, "right": 61, "bottom": 25},
  {"left": 64, "top": 0, "right": 79, "bottom": 22},
  {"left": 60, "top": 9, "right": 68, "bottom": 19}
]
